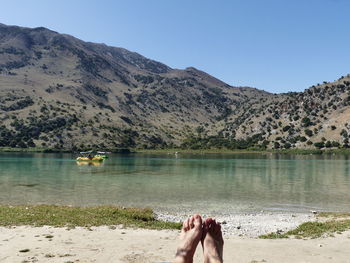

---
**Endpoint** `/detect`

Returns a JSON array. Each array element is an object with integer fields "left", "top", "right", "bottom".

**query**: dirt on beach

[{"left": 1, "top": 226, "right": 350, "bottom": 263}]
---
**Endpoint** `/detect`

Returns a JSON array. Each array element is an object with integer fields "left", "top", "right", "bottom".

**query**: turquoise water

[{"left": 0, "top": 152, "right": 350, "bottom": 214}]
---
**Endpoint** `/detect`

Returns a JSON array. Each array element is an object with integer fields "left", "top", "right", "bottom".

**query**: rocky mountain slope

[
  {"left": 227, "top": 75, "right": 350, "bottom": 149},
  {"left": 0, "top": 23, "right": 349, "bottom": 150}
]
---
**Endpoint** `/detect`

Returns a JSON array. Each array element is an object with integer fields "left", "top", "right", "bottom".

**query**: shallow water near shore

[{"left": 1, "top": 152, "right": 350, "bottom": 215}]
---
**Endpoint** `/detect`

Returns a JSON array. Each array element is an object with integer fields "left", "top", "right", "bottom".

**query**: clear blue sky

[{"left": 1, "top": 0, "right": 349, "bottom": 93}]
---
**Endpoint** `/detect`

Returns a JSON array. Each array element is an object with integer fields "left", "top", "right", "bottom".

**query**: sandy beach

[{"left": 1, "top": 224, "right": 350, "bottom": 263}]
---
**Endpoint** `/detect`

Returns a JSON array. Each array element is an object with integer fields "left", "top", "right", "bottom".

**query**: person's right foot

[
  {"left": 173, "top": 214, "right": 203, "bottom": 263},
  {"left": 201, "top": 218, "right": 224, "bottom": 263}
]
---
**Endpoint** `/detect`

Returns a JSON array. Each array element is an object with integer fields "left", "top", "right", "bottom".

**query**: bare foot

[
  {"left": 202, "top": 218, "right": 224, "bottom": 263},
  {"left": 173, "top": 214, "right": 203, "bottom": 263}
]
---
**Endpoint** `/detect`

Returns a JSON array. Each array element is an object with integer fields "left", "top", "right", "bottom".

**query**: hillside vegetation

[{"left": 0, "top": 23, "right": 349, "bottom": 151}]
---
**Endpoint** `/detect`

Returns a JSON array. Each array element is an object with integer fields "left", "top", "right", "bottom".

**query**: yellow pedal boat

[{"left": 76, "top": 156, "right": 104, "bottom": 162}]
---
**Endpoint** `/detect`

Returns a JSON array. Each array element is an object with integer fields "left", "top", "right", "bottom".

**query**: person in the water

[{"left": 173, "top": 214, "right": 224, "bottom": 263}]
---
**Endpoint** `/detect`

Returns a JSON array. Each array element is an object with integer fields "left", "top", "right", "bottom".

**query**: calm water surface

[{"left": 1, "top": 152, "right": 350, "bottom": 214}]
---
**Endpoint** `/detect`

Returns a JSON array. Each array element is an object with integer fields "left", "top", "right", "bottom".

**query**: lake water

[{"left": 1, "top": 152, "right": 350, "bottom": 215}]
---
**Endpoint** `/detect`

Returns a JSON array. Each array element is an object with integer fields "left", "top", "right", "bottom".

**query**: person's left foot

[
  {"left": 201, "top": 218, "right": 224, "bottom": 263},
  {"left": 173, "top": 214, "right": 203, "bottom": 263}
]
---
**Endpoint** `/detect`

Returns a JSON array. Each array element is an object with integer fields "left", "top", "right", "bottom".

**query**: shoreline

[
  {"left": 2, "top": 204, "right": 349, "bottom": 238},
  {"left": 0, "top": 204, "right": 330, "bottom": 237},
  {"left": 2, "top": 146, "right": 350, "bottom": 155}
]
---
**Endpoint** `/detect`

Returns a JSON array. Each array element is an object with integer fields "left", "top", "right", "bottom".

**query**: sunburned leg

[
  {"left": 201, "top": 218, "right": 224, "bottom": 263},
  {"left": 173, "top": 214, "right": 203, "bottom": 263}
]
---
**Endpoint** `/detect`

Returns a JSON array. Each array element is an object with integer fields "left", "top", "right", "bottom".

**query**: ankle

[
  {"left": 174, "top": 249, "right": 194, "bottom": 263},
  {"left": 203, "top": 252, "right": 223, "bottom": 263},
  {"left": 204, "top": 256, "right": 223, "bottom": 263}
]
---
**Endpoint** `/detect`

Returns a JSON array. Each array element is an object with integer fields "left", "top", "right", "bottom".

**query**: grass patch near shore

[
  {"left": 2, "top": 146, "right": 350, "bottom": 155},
  {"left": 0, "top": 205, "right": 181, "bottom": 230},
  {"left": 0, "top": 147, "right": 48, "bottom": 152},
  {"left": 135, "top": 148, "right": 350, "bottom": 155},
  {"left": 260, "top": 213, "right": 350, "bottom": 239},
  {"left": 0, "top": 147, "right": 130, "bottom": 153},
  {"left": 134, "top": 148, "right": 265, "bottom": 154}
]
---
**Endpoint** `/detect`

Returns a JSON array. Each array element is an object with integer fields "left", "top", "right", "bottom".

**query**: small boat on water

[{"left": 76, "top": 151, "right": 104, "bottom": 162}]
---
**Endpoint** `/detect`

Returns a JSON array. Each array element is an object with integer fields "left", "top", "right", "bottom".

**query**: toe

[
  {"left": 193, "top": 214, "right": 202, "bottom": 229},
  {"left": 213, "top": 222, "right": 224, "bottom": 242},
  {"left": 214, "top": 221, "right": 221, "bottom": 234},
  {"left": 206, "top": 218, "right": 215, "bottom": 233},
  {"left": 183, "top": 218, "right": 190, "bottom": 231},
  {"left": 186, "top": 218, "right": 191, "bottom": 230},
  {"left": 189, "top": 216, "right": 195, "bottom": 229},
  {"left": 205, "top": 217, "right": 213, "bottom": 227},
  {"left": 182, "top": 220, "right": 187, "bottom": 231}
]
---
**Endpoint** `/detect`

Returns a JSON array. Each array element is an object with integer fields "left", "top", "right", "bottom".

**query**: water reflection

[{"left": 0, "top": 152, "right": 350, "bottom": 214}]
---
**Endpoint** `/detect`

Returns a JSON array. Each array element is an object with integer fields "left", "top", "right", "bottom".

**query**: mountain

[
  {"left": 227, "top": 75, "right": 350, "bottom": 149},
  {"left": 0, "top": 23, "right": 349, "bottom": 151}
]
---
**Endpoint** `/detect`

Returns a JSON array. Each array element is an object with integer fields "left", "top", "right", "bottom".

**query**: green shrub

[
  {"left": 305, "top": 129, "right": 313, "bottom": 137},
  {"left": 314, "top": 142, "right": 325, "bottom": 149}
]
